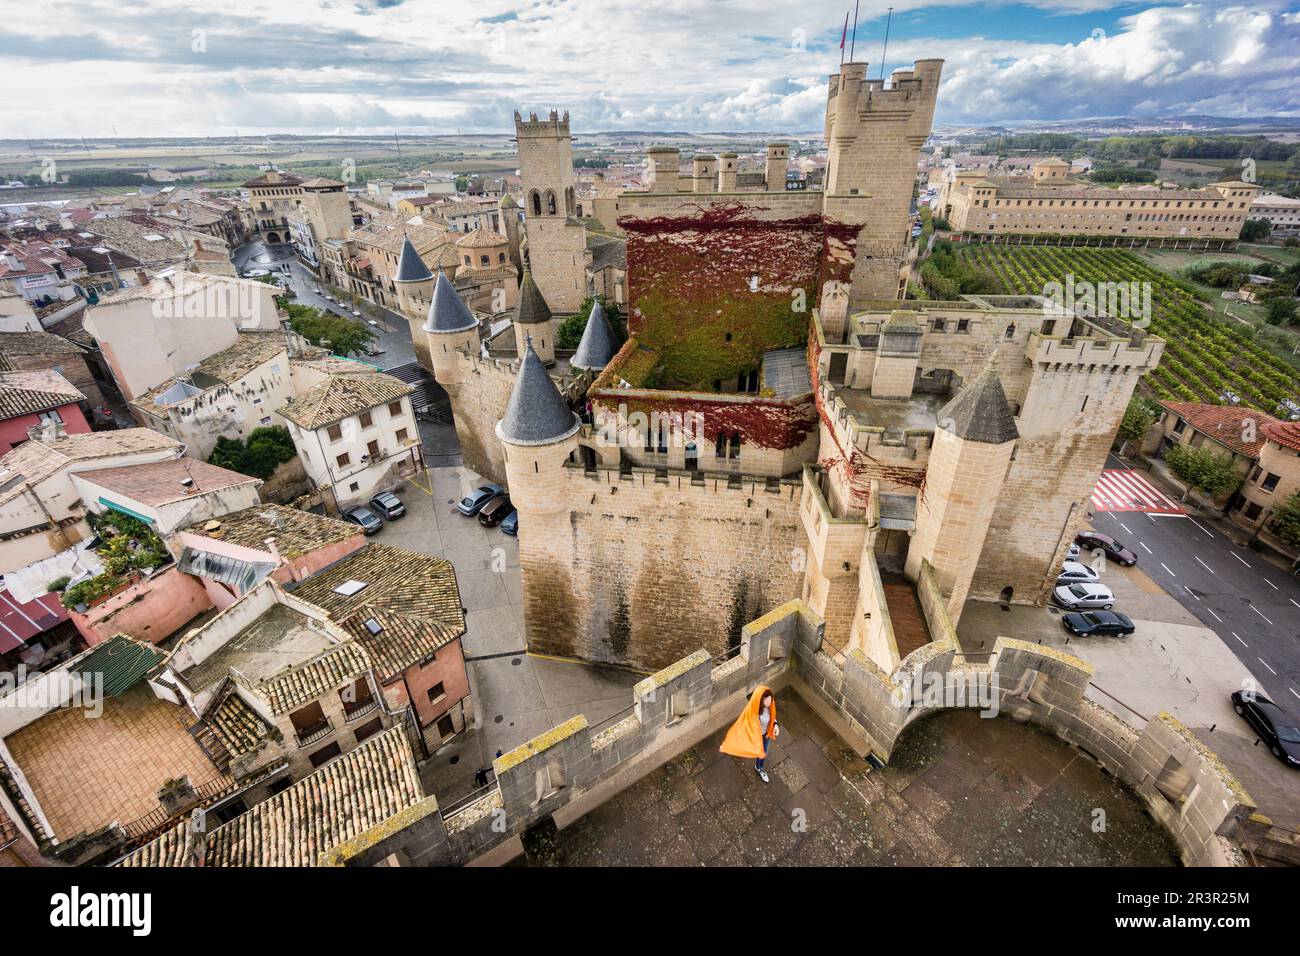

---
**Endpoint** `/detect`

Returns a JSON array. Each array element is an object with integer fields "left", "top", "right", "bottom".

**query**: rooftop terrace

[
  {"left": 179, "top": 603, "right": 335, "bottom": 694},
  {"left": 515, "top": 699, "right": 1180, "bottom": 867}
]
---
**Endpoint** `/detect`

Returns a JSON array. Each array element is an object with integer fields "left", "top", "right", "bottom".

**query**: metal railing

[
  {"left": 295, "top": 718, "right": 333, "bottom": 748},
  {"left": 343, "top": 698, "right": 378, "bottom": 722}
]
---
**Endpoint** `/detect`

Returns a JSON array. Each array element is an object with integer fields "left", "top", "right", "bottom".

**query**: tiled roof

[
  {"left": 0, "top": 330, "right": 89, "bottom": 367},
  {"left": 132, "top": 332, "right": 289, "bottom": 410},
  {"left": 277, "top": 372, "right": 412, "bottom": 430},
  {"left": 1159, "top": 401, "right": 1275, "bottom": 458},
  {"left": 0, "top": 240, "right": 83, "bottom": 279},
  {"left": 288, "top": 543, "right": 465, "bottom": 679},
  {"left": 206, "top": 691, "right": 272, "bottom": 757},
  {"left": 1260, "top": 418, "right": 1300, "bottom": 452},
  {"left": 496, "top": 339, "right": 580, "bottom": 446},
  {"left": 0, "top": 369, "right": 85, "bottom": 419},
  {"left": 82, "top": 217, "right": 188, "bottom": 263},
  {"left": 258, "top": 641, "right": 371, "bottom": 716},
  {"left": 0, "top": 427, "right": 181, "bottom": 505},
  {"left": 77, "top": 458, "right": 260, "bottom": 507},
  {"left": 242, "top": 171, "right": 304, "bottom": 188},
  {"left": 393, "top": 235, "right": 433, "bottom": 283},
  {"left": 118, "top": 726, "right": 423, "bottom": 867},
  {"left": 455, "top": 227, "right": 507, "bottom": 248},
  {"left": 423, "top": 270, "right": 478, "bottom": 334},
  {"left": 300, "top": 177, "right": 345, "bottom": 189},
  {"left": 187, "top": 503, "right": 361, "bottom": 559}
]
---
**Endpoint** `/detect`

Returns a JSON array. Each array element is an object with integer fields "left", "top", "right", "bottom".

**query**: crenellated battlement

[{"left": 513, "top": 109, "right": 571, "bottom": 136}]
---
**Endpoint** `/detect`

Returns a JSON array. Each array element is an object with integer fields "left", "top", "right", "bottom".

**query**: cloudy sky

[{"left": 4, "top": 0, "right": 1299, "bottom": 137}]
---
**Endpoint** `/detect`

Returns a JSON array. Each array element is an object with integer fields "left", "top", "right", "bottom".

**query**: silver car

[
  {"left": 1056, "top": 560, "right": 1100, "bottom": 585},
  {"left": 1052, "top": 583, "right": 1115, "bottom": 610}
]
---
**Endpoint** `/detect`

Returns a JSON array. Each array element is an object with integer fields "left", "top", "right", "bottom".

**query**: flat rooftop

[
  {"left": 180, "top": 603, "right": 335, "bottom": 693},
  {"left": 3, "top": 683, "right": 226, "bottom": 841},
  {"left": 516, "top": 698, "right": 1180, "bottom": 867},
  {"left": 837, "top": 388, "right": 946, "bottom": 433}
]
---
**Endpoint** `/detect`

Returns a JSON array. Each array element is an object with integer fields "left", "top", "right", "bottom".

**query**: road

[{"left": 1090, "top": 453, "right": 1300, "bottom": 713}]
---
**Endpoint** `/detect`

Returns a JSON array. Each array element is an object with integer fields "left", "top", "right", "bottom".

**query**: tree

[
  {"left": 1164, "top": 443, "right": 1244, "bottom": 499},
  {"left": 285, "top": 303, "right": 374, "bottom": 357},
  {"left": 1269, "top": 491, "right": 1300, "bottom": 548},
  {"left": 454, "top": 175, "right": 469, "bottom": 193},
  {"left": 1239, "top": 218, "right": 1272, "bottom": 242},
  {"left": 556, "top": 295, "right": 626, "bottom": 350},
  {"left": 1264, "top": 297, "right": 1298, "bottom": 327},
  {"left": 1117, "top": 397, "right": 1158, "bottom": 454},
  {"left": 207, "top": 426, "right": 296, "bottom": 480}
]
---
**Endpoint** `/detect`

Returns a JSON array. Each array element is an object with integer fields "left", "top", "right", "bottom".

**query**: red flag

[{"left": 840, "top": 12, "right": 849, "bottom": 49}]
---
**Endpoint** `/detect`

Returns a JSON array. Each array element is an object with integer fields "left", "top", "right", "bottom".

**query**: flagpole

[
  {"left": 849, "top": 0, "right": 860, "bottom": 61},
  {"left": 879, "top": 6, "right": 893, "bottom": 79},
  {"left": 840, "top": 11, "right": 849, "bottom": 65}
]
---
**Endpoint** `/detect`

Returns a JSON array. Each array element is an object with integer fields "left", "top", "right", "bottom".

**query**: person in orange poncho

[{"left": 719, "top": 684, "right": 779, "bottom": 782}]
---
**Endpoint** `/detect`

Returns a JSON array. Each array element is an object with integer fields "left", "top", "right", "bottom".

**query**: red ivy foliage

[{"left": 598, "top": 393, "right": 818, "bottom": 450}]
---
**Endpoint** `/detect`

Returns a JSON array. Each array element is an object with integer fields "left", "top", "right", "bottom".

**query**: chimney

[{"left": 263, "top": 536, "right": 282, "bottom": 566}]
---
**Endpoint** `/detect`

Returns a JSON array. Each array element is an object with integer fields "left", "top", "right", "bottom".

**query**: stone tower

[
  {"left": 904, "top": 360, "right": 1018, "bottom": 623},
  {"left": 570, "top": 300, "right": 617, "bottom": 372},
  {"left": 822, "top": 59, "right": 944, "bottom": 303},
  {"left": 423, "top": 269, "right": 480, "bottom": 405},
  {"left": 496, "top": 337, "right": 581, "bottom": 657},
  {"left": 499, "top": 193, "right": 523, "bottom": 273},
  {"left": 393, "top": 235, "right": 434, "bottom": 316},
  {"left": 514, "top": 110, "right": 587, "bottom": 313},
  {"left": 764, "top": 143, "right": 789, "bottom": 191},
  {"left": 512, "top": 267, "right": 555, "bottom": 366}
]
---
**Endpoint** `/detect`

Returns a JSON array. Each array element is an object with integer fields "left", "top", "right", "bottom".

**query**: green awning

[
  {"left": 70, "top": 635, "right": 166, "bottom": 697},
  {"left": 97, "top": 498, "right": 156, "bottom": 527}
]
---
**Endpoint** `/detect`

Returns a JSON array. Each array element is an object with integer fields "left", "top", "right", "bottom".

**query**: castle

[{"left": 397, "top": 59, "right": 1165, "bottom": 675}]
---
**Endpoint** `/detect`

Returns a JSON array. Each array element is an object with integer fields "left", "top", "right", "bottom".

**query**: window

[
  {"left": 336, "top": 452, "right": 351, "bottom": 467},
  {"left": 388, "top": 401, "right": 402, "bottom": 416},
  {"left": 480, "top": 255, "right": 489, "bottom": 267},
  {"left": 1245, "top": 502, "right": 1263, "bottom": 520},
  {"left": 427, "top": 682, "right": 446, "bottom": 705},
  {"left": 729, "top": 434, "right": 741, "bottom": 459},
  {"left": 308, "top": 742, "right": 342, "bottom": 768},
  {"left": 37, "top": 409, "right": 63, "bottom": 424},
  {"left": 396, "top": 428, "right": 408, "bottom": 443},
  {"left": 367, "top": 440, "right": 380, "bottom": 459},
  {"left": 436, "top": 714, "right": 455, "bottom": 738},
  {"left": 1261, "top": 473, "right": 1281, "bottom": 492},
  {"left": 1172, "top": 418, "right": 1186, "bottom": 435},
  {"left": 359, "top": 411, "right": 373, "bottom": 429},
  {"left": 957, "top": 319, "right": 970, "bottom": 333},
  {"left": 259, "top": 416, "right": 272, "bottom": 426},
  {"left": 931, "top": 319, "right": 945, "bottom": 332},
  {"left": 327, "top": 423, "right": 343, "bottom": 442},
  {"left": 352, "top": 716, "right": 384, "bottom": 744},
  {"left": 349, "top": 482, "right": 359, "bottom": 492}
]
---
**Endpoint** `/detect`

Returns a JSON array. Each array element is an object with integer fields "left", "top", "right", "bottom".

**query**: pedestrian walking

[{"left": 719, "top": 684, "right": 779, "bottom": 782}]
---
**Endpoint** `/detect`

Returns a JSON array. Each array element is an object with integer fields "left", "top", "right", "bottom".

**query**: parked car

[
  {"left": 457, "top": 483, "right": 503, "bottom": 517},
  {"left": 1056, "top": 560, "right": 1100, "bottom": 585},
  {"left": 1074, "top": 531, "right": 1137, "bottom": 566},
  {"left": 1231, "top": 691, "right": 1300, "bottom": 767},
  {"left": 1061, "top": 610, "right": 1135, "bottom": 637},
  {"left": 500, "top": 510, "right": 518, "bottom": 536},
  {"left": 1051, "top": 582, "right": 1115, "bottom": 610},
  {"left": 342, "top": 505, "right": 384, "bottom": 535},
  {"left": 369, "top": 491, "right": 406, "bottom": 520},
  {"left": 1066, "top": 543, "right": 1081, "bottom": 562},
  {"left": 479, "top": 494, "right": 515, "bottom": 528}
]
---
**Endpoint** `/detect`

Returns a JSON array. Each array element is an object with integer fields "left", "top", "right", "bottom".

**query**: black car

[
  {"left": 369, "top": 491, "right": 406, "bottom": 520},
  {"left": 1075, "top": 531, "right": 1138, "bottom": 566},
  {"left": 342, "top": 506, "right": 383, "bottom": 535},
  {"left": 1061, "top": 610, "right": 1135, "bottom": 637},
  {"left": 478, "top": 494, "right": 515, "bottom": 528},
  {"left": 457, "top": 483, "right": 503, "bottom": 517},
  {"left": 1231, "top": 690, "right": 1300, "bottom": 767}
]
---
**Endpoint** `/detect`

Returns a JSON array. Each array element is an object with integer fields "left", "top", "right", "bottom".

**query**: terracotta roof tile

[
  {"left": 78, "top": 458, "right": 259, "bottom": 507},
  {"left": 0, "top": 369, "right": 84, "bottom": 419},
  {"left": 186, "top": 503, "right": 361, "bottom": 559},
  {"left": 277, "top": 372, "right": 412, "bottom": 431},
  {"left": 259, "top": 641, "right": 371, "bottom": 716},
  {"left": 1159, "top": 401, "right": 1276, "bottom": 458}
]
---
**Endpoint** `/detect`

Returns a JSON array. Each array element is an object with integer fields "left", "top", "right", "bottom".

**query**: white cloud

[{"left": 1, "top": 1, "right": 1297, "bottom": 136}]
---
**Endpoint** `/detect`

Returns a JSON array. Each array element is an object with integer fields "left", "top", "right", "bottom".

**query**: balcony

[
  {"left": 343, "top": 697, "right": 378, "bottom": 723},
  {"left": 295, "top": 718, "right": 333, "bottom": 748}
]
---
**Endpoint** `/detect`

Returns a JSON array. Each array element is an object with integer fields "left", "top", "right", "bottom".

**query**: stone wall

[
  {"left": 519, "top": 464, "right": 806, "bottom": 671},
  {"left": 447, "top": 353, "right": 516, "bottom": 484}
]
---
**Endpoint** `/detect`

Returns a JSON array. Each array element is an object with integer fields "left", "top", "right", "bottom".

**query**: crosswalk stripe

[{"left": 1090, "top": 469, "right": 1185, "bottom": 515}]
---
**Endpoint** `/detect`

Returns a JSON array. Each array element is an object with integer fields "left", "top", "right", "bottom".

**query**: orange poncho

[{"left": 718, "top": 684, "right": 777, "bottom": 759}]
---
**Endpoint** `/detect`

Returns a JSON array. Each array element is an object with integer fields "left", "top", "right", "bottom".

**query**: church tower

[{"left": 514, "top": 109, "right": 588, "bottom": 313}]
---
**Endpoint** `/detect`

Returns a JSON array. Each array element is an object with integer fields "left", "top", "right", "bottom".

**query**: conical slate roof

[
  {"left": 423, "top": 270, "right": 478, "bottom": 334},
  {"left": 513, "top": 268, "right": 552, "bottom": 326},
  {"left": 938, "top": 364, "right": 1019, "bottom": 445},
  {"left": 570, "top": 301, "right": 617, "bottom": 371},
  {"left": 393, "top": 236, "right": 433, "bottom": 283},
  {"left": 496, "top": 338, "right": 580, "bottom": 446}
]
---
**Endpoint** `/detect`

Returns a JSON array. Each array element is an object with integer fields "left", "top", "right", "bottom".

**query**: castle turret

[
  {"left": 570, "top": 300, "right": 617, "bottom": 372},
  {"left": 692, "top": 155, "right": 717, "bottom": 194},
  {"left": 497, "top": 336, "right": 581, "bottom": 656},
  {"left": 904, "top": 358, "right": 1018, "bottom": 622},
  {"left": 765, "top": 143, "right": 789, "bottom": 192},
  {"left": 512, "top": 267, "right": 555, "bottom": 366},
  {"left": 646, "top": 146, "right": 681, "bottom": 193},
  {"left": 392, "top": 235, "right": 434, "bottom": 319},
  {"left": 423, "top": 270, "right": 480, "bottom": 389},
  {"left": 717, "top": 152, "right": 738, "bottom": 191}
]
